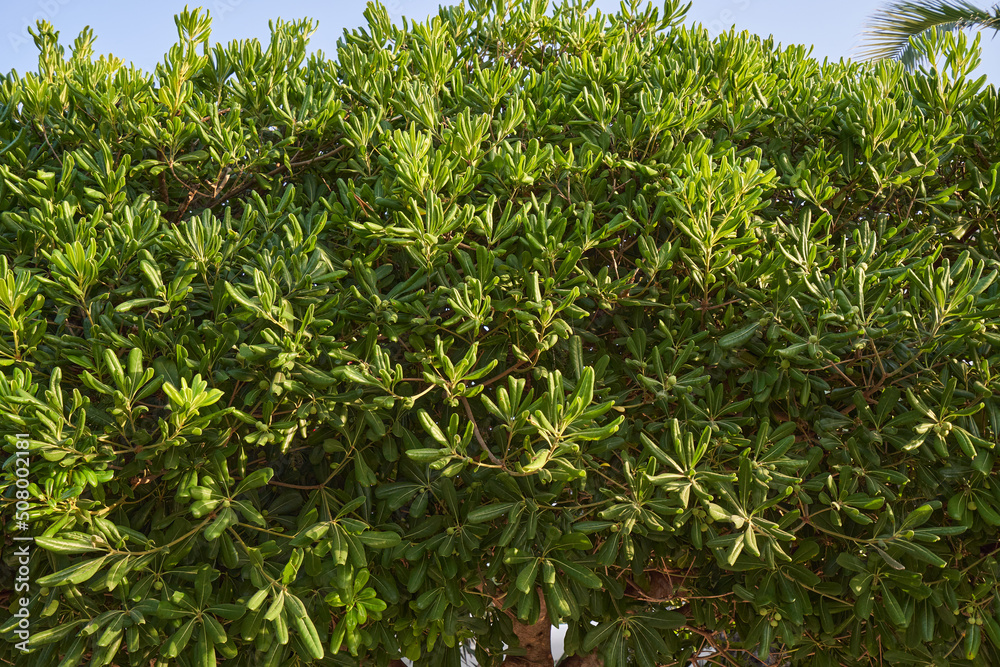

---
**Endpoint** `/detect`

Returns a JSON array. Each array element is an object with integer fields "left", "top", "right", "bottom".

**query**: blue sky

[{"left": 2, "top": 0, "right": 999, "bottom": 82}]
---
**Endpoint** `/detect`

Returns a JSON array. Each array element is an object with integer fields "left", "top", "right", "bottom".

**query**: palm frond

[
  {"left": 896, "top": 22, "right": 959, "bottom": 67},
  {"left": 856, "top": 1, "right": 1000, "bottom": 62}
]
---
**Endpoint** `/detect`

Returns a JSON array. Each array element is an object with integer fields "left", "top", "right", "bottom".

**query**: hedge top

[{"left": 1, "top": 1, "right": 1000, "bottom": 666}]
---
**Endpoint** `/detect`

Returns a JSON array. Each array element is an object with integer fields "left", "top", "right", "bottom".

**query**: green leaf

[
  {"left": 553, "top": 559, "right": 602, "bottom": 589},
  {"left": 203, "top": 508, "right": 237, "bottom": 541},
  {"left": 193, "top": 629, "right": 214, "bottom": 667},
  {"left": 34, "top": 538, "right": 105, "bottom": 554},
  {"left": 245, "top": 589, "right": 269, "bottom": 612},
  {"left": 891, "top": 540, "right": 947, "bottom": 567},
  {"left": 330, "top": 528, "right": 349, "bottom": 566},
  {"left": 574, "top": 521, "right": 615, "bottom": 534},
  {"left": 37, "top": 556, "right": 109, "bottom": 586},
  {"left": 743, "top": 527, "right": 760, "bottom": 557},
  {"left": 205, "top": 604, "right": 246, "bottom": 620},
  {"left": 30, "top": 620, "right": 87, "bottom": 646},
  {"left": 852, "top": 573, "right": 874, "bottom": 619},
  {"left": 725, "top": 537, "right": 744, "bottom": 566},
  {"left": 837, "top": 552, "right": 866, "bottom": 573},
  {"left": 417, "top": 410, "right": 448, "bottom": 445},
  {"left": 163, "top": 619, "right": 197, "bottom": 658},
  {"left": 233, "top": 468, "right": 273, "bottom": 496},
  {"left": 521, "top": 449, "right": 549, "bottom": 473},
  {"left": 406, "top": 448, "right": 447, "bottom": 463},
  {"left": 467, "top": 502, "right": 517, "bottom": 523},
  {"left": 553, "top": 532, "right": 594, "bottom": 551},
  {"left": 583, "top": 621, "right": 620, "bottom": 653},
  {"left": 264, "top": 592, "right": 285, "bottom": 621},
  {"left": 516, "top": 558, "right": 540, "bottom": 594},
  {"left": 285, "top": 595, "right": 324, "bottom": 660},
  {"left": 900, "top": 502, "right": 938, "bottom": 530},
  {"left": 983, "top": 614, "right": 1000, "bottom": 649},
  {"left": 115, "top": 297, "right": 160, "bottom": 312},
  {"left": 140, "top": 259, "right": 165, "bottom": 293},
  {"left": 335, "top": 498, "right": 366, "bottom": 520},
  {"left": 719, "top": 322, "right": 759, "bottom": 349},
  {"left": 224, "top": 282, "right": 260, "bottom": 312},
  {"left": 543, "top": 575, "right": 572, "bottom": 619},
  {"left": 357, "top": 531, "right": 401, "bottom": 548},
  {"left": 874, "top": 546, "right": 904, "bottom": 570},
  {"left": 880, "top": 586, "right": 907, "bottom": 627},
  {"left": 282, "top": 548, "right": 304, "bottom": 585}
]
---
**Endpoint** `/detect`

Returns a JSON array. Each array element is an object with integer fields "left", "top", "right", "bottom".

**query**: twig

[
  {"left": 460, "top": 395, "right": 503, "bottom": 465},
  {"left": 481, "top": 360, "right": 526, "bottom": 386}
]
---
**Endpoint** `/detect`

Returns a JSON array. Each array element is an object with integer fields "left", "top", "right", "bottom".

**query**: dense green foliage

[{"left": 2, "top": 1, "right": 1000, "bottom": 665}]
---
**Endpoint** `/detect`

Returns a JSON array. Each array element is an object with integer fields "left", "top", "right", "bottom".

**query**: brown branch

[
  {"left": 558, "top": 653, "right": 604, "bottom": 667},
  {"left": 694, "top": 298, "right": 741, "bottom": 312},
  {"left": 482, "top": 360, "right": 526, "bottom": 386},
  {"left": 172, "top": 188, "right": 199, "bottom": 224},
  {"left": 460, "top": 395, "right": 503, "bottom": 466},
  {"left": 204, "top": 144, "right": 346, "bottom": 210},
  {"left": 501, "top": 588, "right": 554, "bottom": 667},
  {"left": 36, "top": 121, "right": 63, "bottom": 166},
  {"left": 159, "top": 171, "right": 170, "bottom": 205}
]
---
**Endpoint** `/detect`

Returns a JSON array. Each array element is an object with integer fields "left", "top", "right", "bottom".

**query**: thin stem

[{"left": 460, "top": 395, "right": 503, "bottom": 465}]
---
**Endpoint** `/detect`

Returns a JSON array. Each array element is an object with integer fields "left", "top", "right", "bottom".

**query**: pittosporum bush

[{"left": 1, "top": 1, "right": 999, "bottom": 666}]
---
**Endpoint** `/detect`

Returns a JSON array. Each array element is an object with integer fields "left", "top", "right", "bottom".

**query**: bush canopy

[{"left": 2, "top": 1, "right": 1000, "bottom": 666}]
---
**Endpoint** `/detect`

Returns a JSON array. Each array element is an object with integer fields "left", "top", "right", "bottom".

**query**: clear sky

[{"left": 2, "top": 0, "right": 999, "bottom": 82}]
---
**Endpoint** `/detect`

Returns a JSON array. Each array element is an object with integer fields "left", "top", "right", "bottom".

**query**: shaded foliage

[{"left": 1, "top": 1, "right": 1000, "bottom": 665}]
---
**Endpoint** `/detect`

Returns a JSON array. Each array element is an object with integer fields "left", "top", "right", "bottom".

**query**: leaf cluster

[{"left": 1, "top": 1, "right": 1000, "bottom": 666}]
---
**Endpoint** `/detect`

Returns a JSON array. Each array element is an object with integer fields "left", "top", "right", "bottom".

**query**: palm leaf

[
  {"left": 857, "top": 1, "right": 1000, "bottom": 62},
  {"left": 897, "top": 22, "right": 959, "bottom": 67}
]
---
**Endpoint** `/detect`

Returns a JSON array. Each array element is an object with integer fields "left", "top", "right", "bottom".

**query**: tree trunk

[
  {"left": 501, "top": 589, "right": 554, "bottom": 667},
  {"left": 557, "top": 652, "right": 604, "bottom": 667}
]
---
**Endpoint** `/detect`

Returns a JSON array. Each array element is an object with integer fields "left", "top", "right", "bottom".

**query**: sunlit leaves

[{"left": 2, "top": 0, "right": 1000, "bottom": 665}]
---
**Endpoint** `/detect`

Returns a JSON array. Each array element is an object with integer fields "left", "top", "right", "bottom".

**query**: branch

[{"left": 460, "top": 395, "right": 503, "bottom": 466}]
